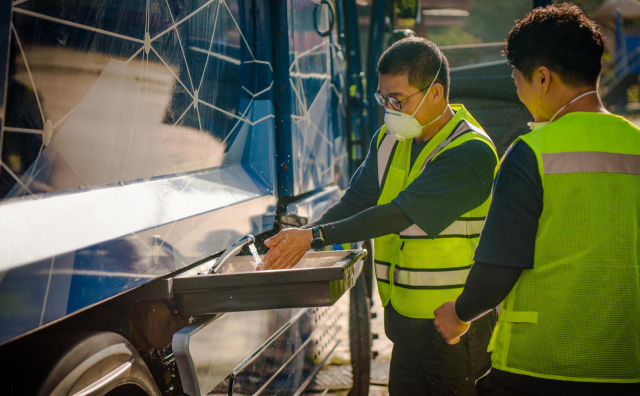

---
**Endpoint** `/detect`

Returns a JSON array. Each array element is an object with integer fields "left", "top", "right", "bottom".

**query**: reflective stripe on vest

[
  {"left": 399, "top": 217, "right": 485, "bottom": 239},
  {"left": 377, "top": 133, "right": 396, "bottom": 185},
  {"left": 393, "top": 265, "right": 470, "bottom": 289},
  {"left": 375, "top": 260, "right": 391, "bottom": 282},
  {"left": 541, "top": 151, "right": 640, "bottom": 175}
]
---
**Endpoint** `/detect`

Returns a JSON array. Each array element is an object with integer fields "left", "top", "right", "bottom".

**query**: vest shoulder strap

[
  {"left": 419, "top": 120, "right": 493, "bottom": 172},
  {"left": 377, "top": 127, "right": 397, "bottom": 187},
  {"left": 376, "top": 125, "right": 388, "bottom": 149}
]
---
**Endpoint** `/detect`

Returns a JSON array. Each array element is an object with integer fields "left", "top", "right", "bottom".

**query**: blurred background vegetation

[
  {"left": 392, "top": 0, "right": 632, "bottom": 46},
  {"left": 385, "top": 0, "right": 640, "bottom": 113}
]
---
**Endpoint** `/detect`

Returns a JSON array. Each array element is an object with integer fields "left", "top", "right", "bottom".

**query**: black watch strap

[{"left": 311, "top": 227, "right": 325, "bottom": 251}]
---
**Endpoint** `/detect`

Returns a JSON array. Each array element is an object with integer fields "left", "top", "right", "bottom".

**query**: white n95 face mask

[
  {"left": 384, "top": 62, "right": 447, "bottom": 141},
  {"left": 527, "top": 90, "right": 598, "bottom": 131}
]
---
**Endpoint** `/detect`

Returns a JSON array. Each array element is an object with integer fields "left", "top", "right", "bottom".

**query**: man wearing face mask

[
  {"left": 434, "top": 4, "right": 640, "bottom": 396},
  {"left": 260, "top": 37, "right": 499, "bottom": 395}
]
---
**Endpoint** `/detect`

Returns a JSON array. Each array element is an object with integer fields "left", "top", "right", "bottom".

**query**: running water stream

[{"left": 249, "top": 243, "right": 262, "bottom": 269}]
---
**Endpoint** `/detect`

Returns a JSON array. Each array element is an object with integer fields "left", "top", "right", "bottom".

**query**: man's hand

[
  {"left": 256, "top": 228, "right": 312, "bottom": 271},
  {"left": 434, "top": 301, "right": 471, "bottom": 345}
]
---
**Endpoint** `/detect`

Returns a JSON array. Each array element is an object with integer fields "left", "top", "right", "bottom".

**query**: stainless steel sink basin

[
  {"left": 172, "top": 250, "right": 365, "bottom": 315},
  {"left": 216, "top": 250, "right": 353, "bottom": 274}
]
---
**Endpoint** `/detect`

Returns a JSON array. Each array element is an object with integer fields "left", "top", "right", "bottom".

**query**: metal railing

[{"left": 439, "top": 42, "right": 505, "bottom": 50}]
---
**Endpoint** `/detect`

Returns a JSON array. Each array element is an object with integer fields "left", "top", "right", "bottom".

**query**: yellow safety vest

[
  {"left": 374, "top": 105, "right": 498, "bottom": 319},
  {"left": 488, "top": 112, "right": 640, "bottom": 382}
]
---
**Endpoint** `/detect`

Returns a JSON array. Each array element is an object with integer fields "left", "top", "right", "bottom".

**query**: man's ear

[
  {"left": 431, "top": 83, "right": 444, "bottom": 104},
  {"left": 536, "top": 66, "right": 552, "bottom": 94}
]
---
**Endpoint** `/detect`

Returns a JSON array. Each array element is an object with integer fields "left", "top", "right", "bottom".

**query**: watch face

[{"left": 311, "top": 238, "right": 324, "bottom": 251}]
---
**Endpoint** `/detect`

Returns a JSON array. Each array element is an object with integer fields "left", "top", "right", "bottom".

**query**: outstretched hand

[
  {"left": 256, "top": 228, "right": 312, "bottom": 271},
  {"left": 434, "top": 301, "right": 471, "bottom": 345}
]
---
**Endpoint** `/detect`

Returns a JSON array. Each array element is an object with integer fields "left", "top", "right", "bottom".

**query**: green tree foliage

[
  {"left": 423, "top": 0, "right": 531, "bottom": 46},
  {"left": 420, "top": 0, "right": 608, "bottom": 47},
  {"left": 395, "top": 0, "right": 416, "bottom": 19}
]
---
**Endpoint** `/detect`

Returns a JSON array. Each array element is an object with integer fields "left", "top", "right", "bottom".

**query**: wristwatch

[{"left": 310, "top": 227, "right": 326, "bottom": 251}]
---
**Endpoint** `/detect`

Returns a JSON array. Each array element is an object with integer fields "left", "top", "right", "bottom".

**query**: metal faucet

[{"left": 208, "top": 234, "right": 256, "bottom": 274}]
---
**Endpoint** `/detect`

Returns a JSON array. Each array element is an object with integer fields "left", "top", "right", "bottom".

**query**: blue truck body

[
  {"left": 0, "top": 2, "right": 378, "bottom": 395},
  {"left": 0, "top": 0, "right": 355, "bottom": 347},
  {"left": 0, "top": 1, "right": 393, "bottom": 394}
]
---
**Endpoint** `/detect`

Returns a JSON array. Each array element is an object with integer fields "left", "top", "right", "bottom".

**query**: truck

[
  {"left": 0, "top": 1, "right": 380, "bottom": 395},
  {"left": 0, "top": 0, "right": 551, "bottom": 395}
]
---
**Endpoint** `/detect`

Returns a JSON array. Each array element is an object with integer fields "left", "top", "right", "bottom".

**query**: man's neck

[
  {"left": 414, "top": 104, "right": 455, "bottom": 144},
  {"left": 538, "top": 87, "right": 608, "bottom": 122},
  {"left": 551, "top": 94, "right": 608, "bottom": 121}
]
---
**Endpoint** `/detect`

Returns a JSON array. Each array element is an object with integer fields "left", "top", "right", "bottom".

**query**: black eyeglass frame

[{"left": 374, "top": 86, "right": 428, "bottom": 111}]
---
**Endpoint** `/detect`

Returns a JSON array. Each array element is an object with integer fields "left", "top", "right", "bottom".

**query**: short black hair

[
  {"left": 505, "top": 3, "right": 605, "bottom": 87},
  {"left": 377, "top": 37, "right": 450, "bottom": 99}
]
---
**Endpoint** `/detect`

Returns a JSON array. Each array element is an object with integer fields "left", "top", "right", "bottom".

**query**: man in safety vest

[
  {"left": 260, "top": 37, "right": 498, "bottom": 395},
  {"left": 434, "top": 4, "right": 640, "bottom": 396}
]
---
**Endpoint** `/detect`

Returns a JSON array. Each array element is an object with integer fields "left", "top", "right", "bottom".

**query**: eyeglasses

[{"left": 374, "top": 86, "right": 428, "bottom": 111}]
